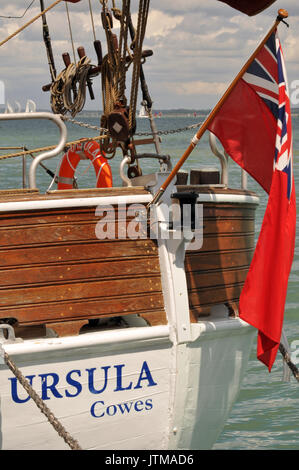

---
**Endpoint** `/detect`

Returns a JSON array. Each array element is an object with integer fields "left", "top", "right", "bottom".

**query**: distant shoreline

[{"left": 0, "top": 108, "right": 298, "bottom": 118}]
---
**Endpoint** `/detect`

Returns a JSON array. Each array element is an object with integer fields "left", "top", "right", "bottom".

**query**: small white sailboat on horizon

[
  {"left": 15, "top": 101, "right": 22, "bottom": 113},
  {"left": 138, "top": 104, "right": 148, "bottom": 118},
  {"left": 25, "top": 99, "right": 37, "bottom": 113},
  {"left": 4, "top": 102, "right": 14, "bottom": 114},
  {"left": 3, "top": 99, "right": 37, "bottom": 113}
]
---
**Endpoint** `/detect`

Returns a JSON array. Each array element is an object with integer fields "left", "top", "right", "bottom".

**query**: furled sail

[{"left": 218, "top": 0, "right": 276, "bottom": 16}]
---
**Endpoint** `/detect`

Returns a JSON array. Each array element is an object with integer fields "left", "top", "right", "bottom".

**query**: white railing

[{"left": 0, "top": 112, "right": 67, "bottom": 189}]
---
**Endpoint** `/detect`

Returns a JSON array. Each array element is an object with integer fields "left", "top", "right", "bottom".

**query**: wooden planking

[
  {"left": 0, "top": 188, "right": 39, "bottom": 197},
  {"left": 185, "top": 200, "right": 256, "bottom": 320},
  {"left": 0, "top": 202, "right": 166, "bottom": 333},
  {"left": 189, "top": 283, "right": 245, "bottom": 305},
  {"left": 0, "top": 239, "right": 158, "bottom": 268},
  {"left": 0, "top": 204, "right": 133, "bottom": 227},
  {"left": 201, "top": 202, "right": 256, "bottom": 216},
  {"left": 0, "top": 210, "right": 146, "bottom": 247},
  {"left": 0, "top": 221, "right": 148, "bottom": 247},
  {"left": 194, "top": 232, "right": 254, "bottom": 252},
  {"left": 185, "top": 249, "right": 253, "bottom": 272},
  {"left": 186, "top": 267, "right": 249, "bottom": 290},
  {"left": 0, "top": 293, "right": 165, "bottom": 324},
  {"left": 0, "top": 257, "right": 161, "bottom": 287},
  {"left": 0, "top": 276, "right": 162, "bottom": 307}
]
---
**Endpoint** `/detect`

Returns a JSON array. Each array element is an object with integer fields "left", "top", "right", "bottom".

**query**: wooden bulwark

[
  {"left": 185, "top": 201, "right": 256, "bottom": 320},
  {"left": 0, "top": 187, "right": 258, "bottom": 334},
  {"left": 0, "top": 197, "right": 167, "bottom": 336}
]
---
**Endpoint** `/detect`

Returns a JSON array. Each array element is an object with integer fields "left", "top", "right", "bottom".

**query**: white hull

[
  {"left": 0, "top": 314, "right": 254, "bottom": 450},
  {"left": 0, "top": 169, "right": 258, "bottom": 450}
]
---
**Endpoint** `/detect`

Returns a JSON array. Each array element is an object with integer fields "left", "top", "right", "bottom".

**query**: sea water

[{"left": 0, "top": 111, "right": 298, "bottom": 450}]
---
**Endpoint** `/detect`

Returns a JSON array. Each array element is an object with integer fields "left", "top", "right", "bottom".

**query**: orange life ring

[{"left": 57, "top": 140, "right": 113, "bottom": 190}]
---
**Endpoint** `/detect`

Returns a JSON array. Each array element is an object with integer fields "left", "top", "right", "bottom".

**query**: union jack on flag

[{"left": 243, "top": 31, "right": 293, "bottom": 199}]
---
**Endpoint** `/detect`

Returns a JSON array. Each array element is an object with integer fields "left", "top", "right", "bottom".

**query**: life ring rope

[
  {"left": 57, "top": 140, "right": 113, "bottom": 190},
  {"left": 96, "top": 161, "right": 107, "bottom": 185},
  {"left": 66, "top": 152, "right": 78, "bottom": 173}
]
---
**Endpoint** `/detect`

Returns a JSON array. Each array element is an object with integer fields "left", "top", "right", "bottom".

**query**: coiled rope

[{"left": 51, "top": 56, "right": 92, "bottom": 116}]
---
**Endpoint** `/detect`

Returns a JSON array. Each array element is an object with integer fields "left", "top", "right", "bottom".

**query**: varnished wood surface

[
  {"left": 0, "top": 185, "right": 258, "bottom": 334},
  {"left": 0, "top": 186, "right": 150, "bottom": 202},
  {"left": 0, "top": 203, "right": 166, "bottom": 336},
  {"left": 185, "top": 201, "right": 256, "bottom": 320},
  {"left": 176, "top": 185, "right": 258, "bottom": 197}
]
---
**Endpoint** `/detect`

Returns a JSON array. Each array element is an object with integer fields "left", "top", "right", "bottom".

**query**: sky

[{"left": 0, "top": 0, "right": 298, "bottom": 111}]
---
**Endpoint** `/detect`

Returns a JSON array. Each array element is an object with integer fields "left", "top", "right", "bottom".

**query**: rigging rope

[
  {"left": 129, "top": 0, "right": 150, "bottom": 133},
  {"left": 99, "top": 0, "right": 151, "bottom": 156},
  {"left": 1, "top": 347, "right": 82, "bottom": 449},
  {"left": 0, "top": 135, "right": 107, "bottom": 160},
  {"left": 65, "top": 0, "right": 76, "bottom": 64},
  {"left": 88, "top": 0, "right": 97, "bottom": 41}
]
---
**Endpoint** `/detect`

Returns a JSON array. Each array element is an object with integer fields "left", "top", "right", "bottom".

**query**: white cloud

[
  {"left": 170, "top": 80, "right": 227, "bottom": 96},
  {"left": 139, "top": 10, "right": 184, "bottom": 38}
]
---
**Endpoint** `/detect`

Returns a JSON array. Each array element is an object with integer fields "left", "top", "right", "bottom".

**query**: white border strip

[
  {"left": 195, "top": 193, "right": 259, "bottom": 205},
  {"left": 0, "top": 192, "right": 259, "bottom": 213},
  {"left": 0, "top": 194, "right": 153, "bottom": 212},
  {"left": 2, "top": 325, "right": 170, "bottom": 358}
]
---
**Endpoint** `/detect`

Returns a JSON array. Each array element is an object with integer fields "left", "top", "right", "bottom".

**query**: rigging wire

[
  {"left": 65, "top": 0, "right": 76, "bottom": 64},
  {"left": 88, "top": 0, "right": 97, "bottom": 42},
  {"left": 0, "top": 0, "right": 36, "bottom": 19}
]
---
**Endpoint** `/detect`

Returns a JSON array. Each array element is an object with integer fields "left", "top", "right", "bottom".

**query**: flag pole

[{"left": 148, "top": 9, "right": 289, "bottom": 209}]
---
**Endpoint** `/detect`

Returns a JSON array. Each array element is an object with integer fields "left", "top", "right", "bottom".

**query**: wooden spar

[
  {"left": 148, "top": 9, "right": 289, "bottom": 209},
  {"left": 0, "top": 0, "right": 64, "bottom": 48}
]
